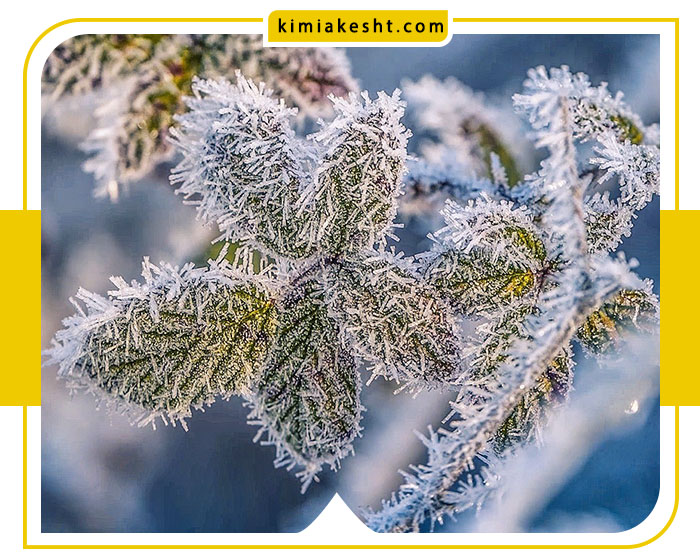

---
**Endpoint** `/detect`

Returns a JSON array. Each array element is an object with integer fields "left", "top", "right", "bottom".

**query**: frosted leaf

[
  {"left": 311, "top": 90, "right": 410, "bottom": 254},
  {"left": 170, "top": 75, "right": 318, "bottom": 259},
  {"left": 42, "top": 34, "right": 169, "bottom": 100},
  {"left": 249, "top": 280, "right": 363, "bottom": 492},
  {"left": 324, "top": 251, "right": 462, "bottom": 390},
  {"left": 435, "top": 198, "right": 545, "bottom": 262},
  {"left": 44, "top": 34, "right": 358, "bottom": 197},
  {"left": 466, "top": 304, "right": 535, "bottom": 384},
  {"left": 464, "top": 306, "right": 574, "bottom": 455},
  {"left": 45, "top": 256, "right": 278, "bottom": 429},
  {"left": 421, "top": 197, "right": 546, "bottom": 314},
  {"left": 172, "top": 80, "right": 410, "bottom": 260},
  {"left": 576, "top": 283, "right": 659, "bottom": 356},
  {"left": 492, "top": 346, "right": 574, "bottom": 454},
  {"left": 83, "top": 69, "right": 182, "bottom": 197}
]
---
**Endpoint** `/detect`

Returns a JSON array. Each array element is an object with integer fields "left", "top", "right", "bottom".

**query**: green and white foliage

[
  {"left": 42, "top": 34, "right": 357, "bottom": 199},
  {"left": 364, "top": 66, "right": 659, "bottom": 532},
  {"left": 49, "top": 73, "right": 456, "bottom": 487},
  {"left": 323, "top": 250, "right": 463, "bottom": 391},
  {"left": 169, "top": 76, "right": 317, "bottom": 259},
  {"left": 47, "top": 63, "right": 660, "bottom": 525},
  {"left": 421, "top": 197, "right": 546, "bottom": 315},
  {"left": 249, "top": 279, "right": 363, "bottom": 492},
  {"left": 170, "top": 77, "right": 408, "bottom": 260},
  {"left": 312, "top": 92, "right": 409, "bottom": 254},
  {"left": 45, "top": 250, "right": 279, "bottom": 429}
]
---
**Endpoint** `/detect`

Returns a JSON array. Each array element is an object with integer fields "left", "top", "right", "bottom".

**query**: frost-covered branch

[
  {"left": 363, "top": 247, "right": 644, "bottom": 533},
  {"left": 364, "top": 67, "right": 659, "bottom": 532},
  {"left": 473, "top": 335, "right": 659, "bottom": 532},
  {"left": 514, "top": 66, "right": 659, "bottom": 254}
]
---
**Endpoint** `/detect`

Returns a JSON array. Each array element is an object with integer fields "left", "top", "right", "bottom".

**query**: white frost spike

[{"left": 490, "top": 153, "right": 508, "bottom": 188}]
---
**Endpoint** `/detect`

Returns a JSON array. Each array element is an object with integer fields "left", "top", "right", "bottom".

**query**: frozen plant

[
  {"left": 46, "top": 66, "right": 660, "bottom": 526},
  {"left": 43, "top": 34, "right": 357, "bottom": 200}
]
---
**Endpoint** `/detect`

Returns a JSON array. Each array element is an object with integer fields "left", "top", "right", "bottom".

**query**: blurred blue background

[{"left": 41, "top": 34, "right": 660, "bottom": 533}]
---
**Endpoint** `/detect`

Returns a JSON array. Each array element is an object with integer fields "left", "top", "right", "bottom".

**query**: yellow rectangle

[
  {"left": 0, "top": 210, "right": 41, "bottom": 406},
  {"left": 660, "top": 209, "right": 700, "bottom": 405},
  {"left": 268, "top": 10, "right": 448, "bottom": 42}
]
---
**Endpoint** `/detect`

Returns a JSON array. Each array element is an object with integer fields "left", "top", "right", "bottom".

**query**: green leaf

[
  {"left": 424, "top": 199, "right": 547, "bottom": 316},
  {"left": 65, "top": 280, "right": 277, "bottom": 428},
  {"left": 251, "top": 280, "right": 362, "bottom": 489},
  {"left": 461, "top": 118, "right": 522, "bottom": 186},
  {"left": 493, "top": 347, "right": 574, "bottom": 454},
  {"left": 609, "top": 114, "right": 644, "bottom": 145},
  {"left": 326, "top": 255, "right": 462, "bottom": 389},
  {"left": 468, "top": 303, "right": 534, "bottom": 381},
  {"left": 462, "top": 303, "right": 574, "bottom": 454},
  {"left": 424, "top": 248, "right": 541, "bottom": 315},
  {"left": 576, "top": 288, "right": 659, "bottom": 355},
  {"left": 42, "top": 34, "right": 166, "bottom": 99},
  {"left": 313, "top": 92, "right": 408, "bottom": 255}
]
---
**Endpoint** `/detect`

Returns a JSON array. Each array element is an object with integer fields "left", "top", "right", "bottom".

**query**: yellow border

[{"left": 22, "top": 17, "right": 680, "bottom": 550}]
